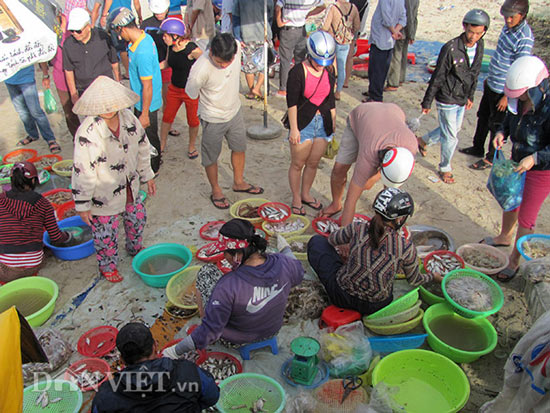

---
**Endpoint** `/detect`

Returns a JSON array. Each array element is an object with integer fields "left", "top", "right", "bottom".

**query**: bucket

[
  {"left": 132, "top": 243, "right": 192, "bottom": 287},
  {"left": 43, "top": 215, "right": 94, "bottom": 261}
]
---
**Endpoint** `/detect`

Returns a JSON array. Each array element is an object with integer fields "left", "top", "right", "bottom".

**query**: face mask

[{"left": 230, "top": 254, "right": 242, "bottom": 270}]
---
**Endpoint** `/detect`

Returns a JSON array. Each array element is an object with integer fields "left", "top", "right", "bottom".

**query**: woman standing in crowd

[
  {"left": 159, "top": 18, "right": 202, "bottom": 159},
  {"left": 286, "top": 30, "right": 336, "bottom": 216}
]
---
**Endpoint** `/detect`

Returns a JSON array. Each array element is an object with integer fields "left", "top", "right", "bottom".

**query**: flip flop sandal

[
  {"left": 438, "top": 171, "right": 455, "bottom": 184},
  {"left": 479, "top": 236, "right": 511, "bottom": 248},
  {"left": 291, "top": 205, "right": 306, "bottom": 216},
  {"left": 233, "top": 185, "right": 264, "bottom": 194},
  {"left": 48, "top": 141, "right": 61, "bottom": 154},
  {"left": 17, "top": 136, "right": 39, "bottom": 146},
  {"left": 318, "top": 208, "right": 342, "bottom": 219},
  {"left": 496, "top": 267, "right": 518, "bottom": 283},
  {"left": 102, "top": 269, "right": 123, "bottom": 283},
  {"left": 210, "top": 194, "right": 230, "bottom": 210},
  {"left": 168, "top": 130, "right": 180, "bottom": 136},
  {"left": 302, "top": 198, "right": 323, "bottom": 211},
  {"left": 470, "top": 159, "right": 492, "bottom": 170},
  {"left": 244, "top": 93, "right": 256, "bottom": 100},
  {"left": 187, "top": 150, "right": 199, "bottom": 159}
]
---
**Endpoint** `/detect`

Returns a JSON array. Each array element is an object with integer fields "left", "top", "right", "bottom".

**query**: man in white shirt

[
  {"left": 274, "top": 0, "right": 325, "bottom": 97},
  {"left": 186, "top": 33, "right": 264, "bottom": 209}
]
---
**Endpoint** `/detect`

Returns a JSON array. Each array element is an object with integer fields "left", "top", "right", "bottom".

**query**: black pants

[
  {"left": 368, "top": 44, "right": 393, "bottom": 102},
  {"left": 134, "top": 108, "right": 161, "bottom": 173},
  {"left": 472, "top": 81, "right": 506, "bottom": 161},
  {"left": 307, "top": 235, "right": 392, "bottom": 315}
]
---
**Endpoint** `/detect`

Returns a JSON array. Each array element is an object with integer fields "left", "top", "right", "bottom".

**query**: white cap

[
  {"left": 149, "top": 0, "right": 170, "bottom": 14},
  {"left": 67, "top": 7, "right": 91, "bottom": 31}
]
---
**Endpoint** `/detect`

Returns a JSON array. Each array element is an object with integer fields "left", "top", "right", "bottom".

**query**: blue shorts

[{"left": 289, "top": 114, "right": 333, "bottom": 143}]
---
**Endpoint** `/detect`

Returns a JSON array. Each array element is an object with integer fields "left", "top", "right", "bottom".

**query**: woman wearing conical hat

[{"left": 71, "top": 76, "right": 156, "bottom": 283}]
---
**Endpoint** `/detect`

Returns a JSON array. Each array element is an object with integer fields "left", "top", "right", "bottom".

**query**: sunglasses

[{"left": 70, "top": 28, "right": 84, "bottom": 34}]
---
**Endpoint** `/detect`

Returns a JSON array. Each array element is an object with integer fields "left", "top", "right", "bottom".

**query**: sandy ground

[{"left": 2, "top": 0, "right": 550, "bottom": 411}]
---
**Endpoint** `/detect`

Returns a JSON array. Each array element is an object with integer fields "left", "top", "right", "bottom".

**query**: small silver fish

[{"left": 251, "top": 397, "right": 266, "bottom": 413}]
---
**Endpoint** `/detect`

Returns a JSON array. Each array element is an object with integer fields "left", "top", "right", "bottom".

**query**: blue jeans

[
  {"left": 6, "top": 82, "right": 56, "bottom": 142},
  {"left": 423, "top": 102, "right": 465, "bottom": 173},
  {"left": 335, "top": 43, "right": 350, "bottom": 92}
]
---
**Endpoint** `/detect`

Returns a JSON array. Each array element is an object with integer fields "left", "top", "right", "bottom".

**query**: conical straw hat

[{"left": 72, "top": 76, "right": 140, "bottom": 116}]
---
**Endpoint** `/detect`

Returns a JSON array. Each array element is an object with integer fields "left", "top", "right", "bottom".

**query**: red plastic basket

[
  {"left": 56, "top": 201, "right": 77, "bottom": 220},
  {"left": 196, "top": 242, "right": 224, "bottom": 262},
  {"left": 312, "top": 217, "right": 340, "bottom": 237},
  {"left": 2, "top": 148, "right": 38, "bottom": 164},
  {"left": 43, "top": 188, "right": 73, "bottom": 209},
  {"left": 199, "top": 220, "right": 226, "bottom": 241},
  {"left": 77, "top": 326, "right": 118, "bottom": 357},
  {"left": 258, "top": 202, "right": 291, "bottom": 223},
  {"left": 158, "top": 338, "right": 206, "bottom": 363},
  {"left": 64, "top": 357, "right": 110, "bottom": 392},
  {"left": 355, "top": 38, "right": 370, "bottom": 56},
  {"left": 423, "top": 250, "right": 465, "bottom": 277},
  {"left": 216, "top": 258, "right": 233, "bottom": 274},
  {"left": 33, "top": 154, "right": 63, "bottom": 171},
  {"left": 198, "top": 351, "right": 243, "bottom": 383},
  {"left": 338, "top": 213, "right": 371, "bottom": 226}
]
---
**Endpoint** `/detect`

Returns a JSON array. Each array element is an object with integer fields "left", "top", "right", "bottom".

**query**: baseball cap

[
  {"left": 116, "top": 323, "right": 155, "bottom": 363},
  {"left": 67, "top": 8, "right": 91, "bottom": 31}
]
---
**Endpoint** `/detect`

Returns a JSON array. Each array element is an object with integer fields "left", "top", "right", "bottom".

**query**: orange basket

[
  {"left": 3, "top": 148, "right": 38, "bottom": 164},
  {"left": 423, "top": 250, "right": 465, "bottom": 277},
  {"left": 33, "top": 154, "right": 63, "bottom": 171},
  {"left": 64, "top": 358, "right": 110, "bottom": 392},
  {"left": 77, "top": 326, "right": 118, "bottom": 357},
  {"left": 43, "top": 188, "right": 73, "bottom": 209}
]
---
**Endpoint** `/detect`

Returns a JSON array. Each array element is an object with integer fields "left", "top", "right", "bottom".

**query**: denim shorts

[{"left": 291, "top": 114, "right": 333, "bottom": 143}]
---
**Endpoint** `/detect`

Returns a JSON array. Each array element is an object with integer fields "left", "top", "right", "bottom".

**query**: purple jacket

[{"left": 191, "top": 253, "right": 304, "bottom": 349}]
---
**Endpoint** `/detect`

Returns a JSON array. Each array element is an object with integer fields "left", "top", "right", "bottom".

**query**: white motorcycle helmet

[
  {"left": 149, "top": 0, "right": 170, "bottom": 14},
  {"left": 504, "top": 56, "right": 549, "bottom": 114},
  {"left": 380, "top": 147, "right": 415, "bottom": 188},
  {"left": 306, "top": 30, "right": 336, "bottom": 67}
]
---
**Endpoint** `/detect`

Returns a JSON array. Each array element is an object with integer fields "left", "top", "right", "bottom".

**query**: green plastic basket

[
  {"left": 365, "top": 288, "right": 419, "bottom": 320},
  {"left": 442, "top": 269, "right": 504, "bottom": 318},
  {"left": 23, "top": 380, "right": 83, "bottom": 413},
  {"left": 216, "top": 373, "right": 286, "bottom": 413}
]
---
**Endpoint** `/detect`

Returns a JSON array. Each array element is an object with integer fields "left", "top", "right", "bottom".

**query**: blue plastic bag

[{"left": 487, "top": 150, "right": 525, "bottom": 211}]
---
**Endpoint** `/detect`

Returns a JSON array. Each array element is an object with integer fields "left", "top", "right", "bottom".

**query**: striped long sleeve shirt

[
  {"left": 487, "top": 20, "right": 534, "bottom": 94},
  {"left": 329, "top": 222, "right": 431, "bottom": 303}
]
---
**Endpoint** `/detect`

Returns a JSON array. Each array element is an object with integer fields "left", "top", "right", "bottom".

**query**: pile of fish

[
  {"left": 199, "top": 355, "right": 238, "bottom": 381},
  {"left": 446, "top": 277, "right": 494, "bottom": 312},
  {"left": 202, "top": 222, "right": 224, "bottom": 239},
  {"left": 425, "top": 253, "right": 462, "bottom": 275},
  {"left": 461, "top": 249, "right": 502, "bottom": 269},
  {"left": 230, "top": 398, "right": 266, "bottom": 412},
  {"left": 35, "top": 157, "right": 58, "bottom": 169},
  {"left": 35, "top": 391, "right": 63, "bottom": 408},
  {"left": 284, "top": 280, "right": 330, "bottom": 324},
  {"left": 264, "top": 219, "right": 305, "bottom": 234},
  {"left": 315, "top": 219, "right": 340, "bottom": 234},
  {"left": 352, "top": 215, "right": 370, "bottom": 224},
  {"left": 63, "top": 208, "right": 78, "bottom": 219},
  {"left": 69, "top": 363, "right": 106, "bottom": 389},
  {"left": 522, "top": 240, "right": 550, "bottom": 259},
  {"left": 46, "top": 191, "right": 73, "bottom": 205},
  {"left": 289, "top": 240, "right": 307, "bottom": 253},
  {"left": 180, "top": 350, "right": 203, "bottom": 363},
  {"left": 166, "top": 304, "right": 197, "bottom": 318},
  {"left": 0, "top": 166, "right": 11, "bottom": 179},
  {"left": 259, "top": 205, "right": 289, "bottom": 222},
  {"left": 55, "top": 163, "right": 73, "bottom": 172},
  {"left": 197, "top": 243, "right": 222, "bottom": 259},
  {"left": 238, "top": 203, "right": 260, "bottom": 219},
  {"left": 8, "top": 153, "right": 32, "bottom": 162},
  {"left": 181, "top": 291, "right": 197, "bottom": 307}
]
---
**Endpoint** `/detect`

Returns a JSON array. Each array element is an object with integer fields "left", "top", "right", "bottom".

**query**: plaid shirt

[
  {"left": 329, "top": 222, "right": 432, "bottom": 303},
  {"left": 64, "top": 0, "right": 87, "bottom": 16}
]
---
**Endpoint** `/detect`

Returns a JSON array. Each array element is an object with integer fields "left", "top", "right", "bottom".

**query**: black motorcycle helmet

[
  {"left": 462, "top": 9, "right": 491, "bottom": 30},
  {"left": 372, "top": 187, "right": 414, "bottom": 221}
]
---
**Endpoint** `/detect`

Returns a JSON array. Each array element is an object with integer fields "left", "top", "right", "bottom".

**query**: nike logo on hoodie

[{"left": 246, "top": 283, "right": 288, "bottom": 314}]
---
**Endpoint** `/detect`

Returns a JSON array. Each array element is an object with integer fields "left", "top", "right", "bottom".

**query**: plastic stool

[
  {"left": 238, "top": 336, "right": 279, "bottom": 360},
  {"left": 407, "top": 52, "right": 416, "bottom": 65},
  {"left": 319, "top": 305, "right": 361, "bottom": 330}
]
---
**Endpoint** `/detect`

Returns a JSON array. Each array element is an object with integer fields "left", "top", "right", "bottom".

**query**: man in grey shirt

[{"left": 364, "top": 0, "right": 406, "bottom": 102}]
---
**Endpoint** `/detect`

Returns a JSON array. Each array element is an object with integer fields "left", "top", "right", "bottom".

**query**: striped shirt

[
  {"left": 276, "top": 0, "right": 323, "bottom": 27},
  {"left": 0, "top": 251, "right": 44, "bottom": 268},
  {"left": 487, "top": 20, "right": 534, "bottom": 94},
  {"left": 329, "top": 222, "right": 432, "bottom": 303}
]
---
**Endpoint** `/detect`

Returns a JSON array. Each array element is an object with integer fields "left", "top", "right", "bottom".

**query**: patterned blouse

[{"left": 329, "top": 221, "right": 432, "bottom": 303}]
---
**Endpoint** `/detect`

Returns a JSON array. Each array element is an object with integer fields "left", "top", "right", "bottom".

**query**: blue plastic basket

[
  {"left": 367, "top": 333, "right": 428, "bottom": 354},
  {"left": 43, "top": 216, "right": 94, "bottom": 261},
  {"left": 517, "top": 234, "right": 550, "bottom": 261}
]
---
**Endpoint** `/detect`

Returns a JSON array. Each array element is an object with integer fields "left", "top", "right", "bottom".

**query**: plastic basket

[
  {"left": 77, "top": 326, "right": 118, "bottom": 357},
  {"left": 3, "top": 148, "right": 38, "bottom": 164},
  {"left": 158, "top": 338, "right": 206, "bottom": 363},
  {"left": 52, "top": 159, "right": 73, "bottom": 176},
  {"left": 423, "top": 250, "right": 465, "bottom": 277},
  {"left": 23, "top": 380, "right": 83, "bottom": 413},
  {"left": 365, "top": 288, "right": 419, "bottom": 320},
  {"left": 56, "top": 201, "right": 77, "bottom": 220},
  {"left": 199, "top": 220, "right": 226, "bottom": 241},
  {"left": 338, "top": 213, "right": 371, "bottom": 225},
  {"left": 230, "top": 197, "right": 271, "bottom": 224},
  {"left": 362, "top": 300, "right": 422, "bottom": 326},
  {"left": 258, "top": 202, "right": 291, "bottom": 223},
  {"left": 312, "top": 217, "right": 340, "bottom": 237},
  {"left": 33, "top": 154, "right": 63, "bottom": 171},
  {"left": 43, "top": 188, "right": 73, "bottom": 209},
  {"left": 217, "top": 258, "right": 233, "bottom": 274},
  {"left": 64, "top": 358, "right": 110, "bottom": 392},
  {"left": 367, "top": 333, "right": 428, "bottom": 354},
  {"left": 442, "top": 269, "right": 504, "bottom": 318},
  {"left": 262, "top": 214, "right": 310, "bottom": 238},
  {"left": 216, "top": 373, "right": 286, "bottom": 413},
  {"left": 364, "top": 309, "right": 424, "bottom": 335},
  {"left": 166, "top": 265, "right": 200, "bottom": 309},
  {"left": 314, "top": 378, "right": 368, "bottom": 413},
  {"left": 456, "top": 243, "right": 509, "bottom": 275},
  {"left": 196, "top": 241, "right": 224, "bottom": 262},
  {"left": 199, "top": 351, "right": 243, "bottom": 384},
  {"left": 517, "top": 234, "right": 550, "bottom": 261},
  {"left": 285, "top": 234, "right": 312, "bottom": 261}
]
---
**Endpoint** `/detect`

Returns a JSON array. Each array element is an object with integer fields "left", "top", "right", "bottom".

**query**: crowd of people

[{"left": 1, "top": 0, "right": 550, "bottom": 409}]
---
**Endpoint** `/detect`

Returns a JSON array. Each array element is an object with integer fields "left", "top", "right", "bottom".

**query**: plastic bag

[
  {"left": 320, "top": 321, "right": 372, "bottom": 377},
  {"left": 22, "top": 328, "right": 72, "bottom": 384},
  {"left": 518, "top": 257, "right": 550, "bottom": 284},
  {"left": 323, "top": 137, "right": 340, "bottom": 159},
  {"left": 406, "top": 113, "right": 424, "bottom": 133},
  {"left": 44, "top": 89, "right": 57, "bottom": 114},
  {"left": 487, "top": 150, "right": 525, "bottom": 211}
]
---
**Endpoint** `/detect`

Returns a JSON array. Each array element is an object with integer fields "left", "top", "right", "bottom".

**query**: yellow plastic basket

[
  {"left": 52, "top": 159, "right": 73, "bottom": 176},
  {"left": 166, "top": 265, "right": 201, "bottom": 310},
  {"left": 262, "top": 214, "right": 310, "bottom": 238},
  {"left": 285, "top": 234, "right": 313, "bottom": 260},
  {"left": 229, "top": 197, "right": 271, "bottom": 224},
  {"left": 364, "top": 309, "right": 424, "bottom": 335}
]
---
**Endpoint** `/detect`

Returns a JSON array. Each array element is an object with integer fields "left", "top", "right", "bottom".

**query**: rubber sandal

[
  {"left": 496, "top": 267, "right": 518, "bottom": 283},
  {"left": 469, "top": 159, "right": 492, "bottom": 170},
  {"left": 318, "top": 208, "right": 342, "bottom": 219},
  {"left": 459, "top": 146, "right": 484, "bottom": 157},
  {"left": 479, "top": 236, "right": 511, "bottom": 248},
  {"left": 302, "top": 198, "right": 323, "bottom": 211},
  {"left": 102, "top": 269, "right": 123, "bottom": 283},
  {"left": 438, "top": 171, "right": 455, "bottom": 184},
  {"left": 17, "top": 136, "right": 39, "bottom": 146},
  {"left": 48, "top": 141, "right": 61, "bottom": 154},
  {"left": 187, "top": 149, "right": 199, "bottom": 159},
  {"left": 210, "top": 194, "right": 230, "bottom": 209},
  {"left": 417, "top": 137, "right": 427, "bottom": 157},
  {"left": 244, "top": 93, "right": 256, "bottom": 100},
  {"left": 384, "top": 86, "right": 398, "bottom": 91},
  {"left": 168, "top": 129, "right": 180, "bottom": 136},
  {"left": 291, "top": 205, "right": 306, "bottom": 216},
  {"left": 232, "top": 185, "right": 264, "bottom": 194}
]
